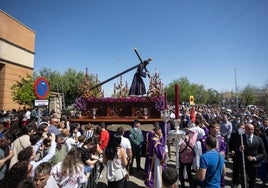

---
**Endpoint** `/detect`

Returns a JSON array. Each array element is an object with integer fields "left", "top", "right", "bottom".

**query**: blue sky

[{"left": 1, "top": 0, "right": 267, "bottom": 97}]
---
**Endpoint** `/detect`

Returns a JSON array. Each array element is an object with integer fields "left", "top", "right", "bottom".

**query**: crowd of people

[
  {"left": 163, "top": 104, "right": 267, "bottom": 188},
  {"left": 0, "top": 104, "right": 267, "bottom": 188}
]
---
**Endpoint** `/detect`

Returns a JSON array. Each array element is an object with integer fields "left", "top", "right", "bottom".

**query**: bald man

[{"left": 239, "top": 124, "right": 265, "bottom": 188}]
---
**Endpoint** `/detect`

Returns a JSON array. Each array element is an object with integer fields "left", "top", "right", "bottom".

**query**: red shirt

[{"left": 99, "top": 129, "right": 109, "bottom": 151}]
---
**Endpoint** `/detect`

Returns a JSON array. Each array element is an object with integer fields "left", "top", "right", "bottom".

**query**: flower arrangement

[
  {"left": 154, "top": 95, "right": 165, "bottom": 112},
  {"left": 74, "top": 96, "right": 165, "bottom": 112},
  {"left": 74, "top": 97, "right": 88, "bottom": 111}
]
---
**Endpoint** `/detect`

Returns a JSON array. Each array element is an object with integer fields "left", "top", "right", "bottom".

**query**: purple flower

[
  {"left": 74, "top": 97, "right": 88, "bottom": 111},
  {"left": 154, "top": 96, "right": 165, "bottom": 111},
  {"left": 74, "top": 96, "right": 165, "bottom": 112}
]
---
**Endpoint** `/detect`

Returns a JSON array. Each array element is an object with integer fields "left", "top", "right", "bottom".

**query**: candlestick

[{"left": 175, "top": 84, "right": 179, "bottom": 119}]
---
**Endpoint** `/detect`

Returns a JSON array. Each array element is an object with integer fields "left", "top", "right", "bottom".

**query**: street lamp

[{"left": 234, "top": 67, "right": 238, "bottom": 109}]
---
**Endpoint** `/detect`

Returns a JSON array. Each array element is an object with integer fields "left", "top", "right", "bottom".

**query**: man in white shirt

[
  {"left": 220, "top": 114, "right": 233, "bottom": 156},
  {"left": 23, "top": 108, "right": 31, "bottom": 121},
  {"left": 116, "top": 126, "right": 132, "bottom": 162}
]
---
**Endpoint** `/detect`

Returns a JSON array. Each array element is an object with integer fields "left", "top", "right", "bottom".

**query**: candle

[{"left": 175, "top": 84, "right": 180, "bottom": 119}]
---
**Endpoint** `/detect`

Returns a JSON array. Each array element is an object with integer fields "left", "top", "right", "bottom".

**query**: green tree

[
  {"left": 39, "top": 67, "right": 61, "bottom": 92},
  {"left": 164, "top": 77, "right": 222, "bottom": 106},
  {"left": 206, "top": 88, "right": 221, "bottom": 105},
  {"left": 241, "top": 84, "right": 258, "bottom": 106},
  {"left": 11, "top": 74, "right": 35, "bottom": 107},
  {"left": 189, "top": 84, "right": 208, "bottom": 104},
  {"left": 37, "top": 67, "right": 91, "bottom": 106},
  {"left": 61, "top": 68, "right": 85, "bottom": 105},
  {"left": 264, "top": 81, "right": 268, "bottom": 108},
  {"left": 165, "top": 77, "right": 196, "bottom": 104}
]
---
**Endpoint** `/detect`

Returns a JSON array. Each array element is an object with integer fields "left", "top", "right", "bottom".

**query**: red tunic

[{"left": 99, "top": 129, "right": 110, "bottom": 151}]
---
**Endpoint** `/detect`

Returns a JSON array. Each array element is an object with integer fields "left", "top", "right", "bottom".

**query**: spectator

[
  {"left": 95, "top": 122, "right": 110, "bottom": 177},
  {"left": 96, "top": 122, "right": 110, "bottom": 152},
  {"left": 34, "top": 162, "right": 58, "bottom": 188},
  {"left": 197, "top": 136, "right": 226, "bottom": 187},
  {"left": 81, "top": 137, "right": 100, "bottom": 174},
  {"left": 70, "top": 122, "right": 82, "bottom": 143},
  {"left": 48, "top": 117, "right": 60, "bottom": 136},
  {"left": 129, "top": 119, "right": 144, "bottom": 175},
  {"left": 0, "top": 123, "right": 4, "bottom": 138},
  {"left": 0, "top": 134, "right": 14, "bottom": 183},
  {"left": 84, "top": 123, "right": 94, "bottom": 139},
  {"left": 220, "top": 114, "right": 232, "bottom": 156},
  {"left": 179, "top": 128, "right": 197, "bottom": 188},
  {"left": 259, "top": 117, "right": 268, "bottom": 186},
  {"left": 22, "top": 108, "right": 31, "bottom": 126},
  {"left": 162, "top": 167, "right": 178, "bottom": 188},
  {"left": 17, "top": 179, "right": 35, "bottom": 188},
  {"left": 50, "top": 134, "right": 68, "bottom": 166},
  {"left": 204, "top": 121, "right": 227, "bottom": 187},
  {"left": 17, "top": 133, "right": 56, "bottom": 178},
  {"left": 36, "top": 122, "right": 49, "bottom": 137},
  {"left": 116, "top": 126, "right": 132, "bottom": 164},
  {"left": 0, "top": 160, "right": 32, "bottom": 188},
  {"left": 205, "top": 122, "right": 227, "bottom": 157},
  {"left": 103, "top": 135, "right": 128, "bottom": 188},
  {"left": 77, "top": 135, "right": 86, "bottom": 148},
  {"left": 51, "top": 147, "right": 88, "bottom": 188},
  {"left": 9, "top": 122, "right": 36, "bottom": 169},
  {"left": 61, "top": 128, "right": 76, "bottom": 151},
  {"left": 239, "top": 124, "right": 266, "bottom": 188}
]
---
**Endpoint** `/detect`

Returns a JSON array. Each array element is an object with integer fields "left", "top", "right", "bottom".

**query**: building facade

[{"left": 0, "top": 10, "right": 35, "bottom": 110}]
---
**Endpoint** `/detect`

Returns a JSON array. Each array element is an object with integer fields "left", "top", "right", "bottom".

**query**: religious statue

[{"left": 128, "top": 58, "right": 151, "bottom": 96}]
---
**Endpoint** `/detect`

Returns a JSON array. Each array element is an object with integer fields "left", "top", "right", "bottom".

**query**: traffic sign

[
  {"left": 34, "top": 77, "right": 50, "bottom": 99},
  {"left": 34, "top": 99, "right": 49, "bottom": 107}
]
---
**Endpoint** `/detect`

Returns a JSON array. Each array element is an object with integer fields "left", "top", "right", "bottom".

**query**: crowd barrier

[{"left": 84, "top": 161, "right": 101, "bottom": 188}]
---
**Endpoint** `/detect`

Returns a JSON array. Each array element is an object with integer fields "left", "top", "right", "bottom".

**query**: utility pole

[{"left": 234, "top": 67, "right": 238, "bottom": 109}]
